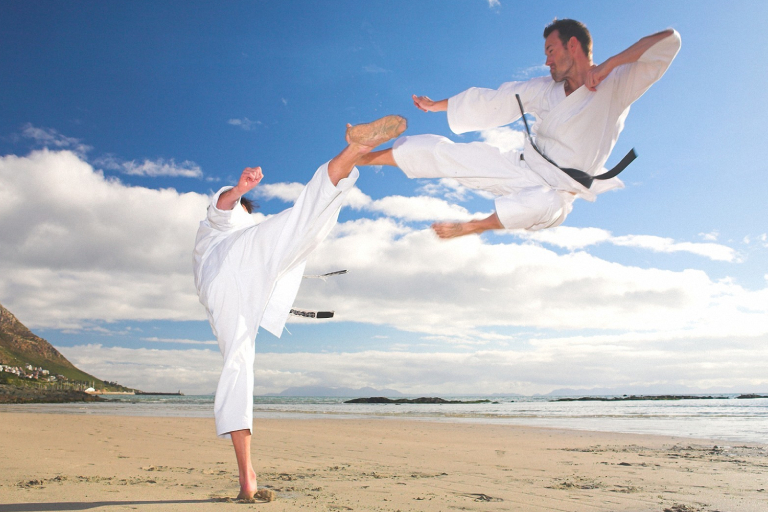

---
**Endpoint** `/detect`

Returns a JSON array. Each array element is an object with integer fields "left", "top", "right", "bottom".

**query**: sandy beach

[{"left": 0, "top": 412, "right": 765, "bottom": 512}]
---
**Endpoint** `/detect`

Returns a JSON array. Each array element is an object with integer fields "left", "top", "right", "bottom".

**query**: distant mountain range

[
  {"left": 0, "top": 302, "right": 119, "bottom": 389},
  {"left": 541, "top": 384, "right": 762, "bottom": 396},
  {"left": 267, "top": 387, "right": 526, "bottom": 398}
]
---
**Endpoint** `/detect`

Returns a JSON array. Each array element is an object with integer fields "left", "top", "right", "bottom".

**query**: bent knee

[{"left": 495, "top": 187, "right": 572, "bottom": 231}]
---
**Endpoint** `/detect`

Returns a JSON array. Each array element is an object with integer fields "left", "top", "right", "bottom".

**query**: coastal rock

[
  {"left": 134, "top": 390, "right": 184, "bottom": 396},
  {"left": 552, "top": 395, "right": 722, "bottom": 402},
  {"left": 344, "top": 396, "right": 492, "bottom": 404},
  {"left": 0, "top": 384, "right": 106, "bottom": 404}
]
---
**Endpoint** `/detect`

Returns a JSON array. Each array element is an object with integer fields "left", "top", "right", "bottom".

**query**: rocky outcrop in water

[
  {"left": 344, "top": 396, "right": 492, "bottom": 404},
  {"left": 552, "top": 395, "right": 723, "bottom": 402}
]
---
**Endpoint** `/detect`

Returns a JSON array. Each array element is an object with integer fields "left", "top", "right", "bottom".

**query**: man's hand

[
  {"left": 217, "top": 166, "right": 264, "bottom": 211},
  {"left": 412, "top": 95, "right": 448, "bottom": 113},
  {"left": 585, "top": 61, "right": 611, "bottom": 91}
]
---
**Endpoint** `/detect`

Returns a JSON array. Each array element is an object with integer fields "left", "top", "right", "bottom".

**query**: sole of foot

[{"left": 347, "top": 115, "right": 407, "bottom": 147}]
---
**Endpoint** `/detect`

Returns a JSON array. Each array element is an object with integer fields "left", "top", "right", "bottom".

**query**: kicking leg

[{"left": 356, "top": 147, "right": 397, "bottom": 167}]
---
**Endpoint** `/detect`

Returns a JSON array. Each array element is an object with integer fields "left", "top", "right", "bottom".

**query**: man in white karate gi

[
  {"left": 193, "top": 115, "right": 406, "bottom": 500},
  {"left": 360, "top": 19, "right": 681, "bottom": 238}
]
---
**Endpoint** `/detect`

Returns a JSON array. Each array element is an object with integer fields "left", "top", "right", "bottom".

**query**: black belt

[{"left": 515, "top": 94, "right": 636, "bottom": 189}]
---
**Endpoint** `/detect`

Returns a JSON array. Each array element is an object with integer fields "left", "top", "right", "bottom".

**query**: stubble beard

[{"left": 550, "top": 54, "right": 574, "bottom": 83}]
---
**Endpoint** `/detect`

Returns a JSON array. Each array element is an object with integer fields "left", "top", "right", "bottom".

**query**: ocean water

[{"left": 3, "top": 394, "right": 766, "bottom": 445}]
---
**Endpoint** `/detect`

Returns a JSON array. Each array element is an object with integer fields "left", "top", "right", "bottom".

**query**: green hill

[{"left": 0, "top": 302, "right": 132, "bottom": 392}]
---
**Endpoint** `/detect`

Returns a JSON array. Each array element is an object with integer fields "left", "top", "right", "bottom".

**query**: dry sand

[{"left": 0, "top": 412, "right": 765, "bottom": 511}]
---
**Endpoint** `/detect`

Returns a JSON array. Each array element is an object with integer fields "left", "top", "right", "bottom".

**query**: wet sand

[{"left": 0, "top": 412, "right": 765, "bottom": 511}]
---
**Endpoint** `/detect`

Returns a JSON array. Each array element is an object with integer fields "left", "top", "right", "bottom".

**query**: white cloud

[
  {"left": 611, "top": 234, "right": 737, "bottom": 262},
  {"left": 296, "top": 220, "right": 767, "bottom": 335},
  {"left": 3, "top": 148, "right": 766, "bottom": 397},
  {"left": 744, "top": 233, "right": 768, "bottom": 247},
  {"left": 142, "top": 337, "right": 218, "bottom": 346},
  {"left": 365, "top": 195, "right": 479, "bottom": 222},
  {"left": 1, "top": 150, "right": 764, "bottom": 348},
  {"left": 121, "top": 158, "right": 203, "bottom": 178},
  {"left": 94, "top": 154, "right": 203, "bottom": 178},
  {"left": 257, "top": 181, "right": 306, "bottom": 202},
  {"left": 418, "top": 178, "right": 482, "bottom": 202},
  {"left": 23, "top": 124, "right": 202, "bottom": 179},
  {"left": 21, "top": 123, "right": 92, "bottom": 156},
  {"left": 60, "top": 344, "right": 222, "bottom": 394},
  {"left": 0, "top": 149, "right": 208, "bottom": 329},
  {"left": 59, "top": 336, "right": 768, "bottom": 396},
  {"left": 518, "top": 226, "right": 613, "bottom": 250},
  {"left": 342, "top": 187, "right": 374, "bottom": 209},
  {"left": 260, "top": 179, "right": 483, "bottom": 221},
  {"left": 517, "top": 226, "right": 738, "bottom": 261},
  {"left": 478, "top": 126, "right": 525, "bottom": 153},
  {"left": 487, "top": 0, "right": 501, "bottom": 9},
  {"left": 227, "top": 117, "right": 261, "bottom": 131},
  {"left": 249, "top": 339, "right": 768, "bottom": 395},
  {"left": 514, "top": 64, "right": 549, "bottom": 79}
]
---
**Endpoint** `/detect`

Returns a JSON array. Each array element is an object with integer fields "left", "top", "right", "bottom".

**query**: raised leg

[{"left": 355, "top": 147, "right": 397, "bottom": 167}]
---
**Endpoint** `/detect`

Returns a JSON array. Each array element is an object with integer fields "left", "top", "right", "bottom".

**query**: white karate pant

[
  {"left": 204, "top": 162, "right": 356, "bottom": 438},
  {"left": 393, "top": 134, "right": 573, "bottom": 231}
]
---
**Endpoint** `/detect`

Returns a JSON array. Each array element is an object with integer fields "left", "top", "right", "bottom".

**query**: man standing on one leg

[
  {"left": 359, "top": 19, "right": 681, "bottom": 238},
  {"left": 192, "top": 115, "right": 406, "bottom": 500}
]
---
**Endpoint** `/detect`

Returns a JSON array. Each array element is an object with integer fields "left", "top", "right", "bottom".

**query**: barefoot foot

[
  {"left": 236, "top": 489, "right": 256, "bottom": 500},
  {"left": 346, "top": 115, "right": 407, "bottom": 148},
  {"left": 431, "top": 222, "right": 467, "bottom": 239},
  {"left": 236, "top": 468, "right": 258, "bottom": 500}
]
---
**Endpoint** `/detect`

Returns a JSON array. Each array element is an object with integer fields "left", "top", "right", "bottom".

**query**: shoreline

[
  {"left": 2, "top": 395, "right": 766, "bottom": 445},
  {"left": 1, "top": 412, "right": 765, "bottom": 511}
]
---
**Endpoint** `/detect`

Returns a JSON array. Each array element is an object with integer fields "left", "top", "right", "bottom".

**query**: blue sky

[{"left": 1, "top": 1, "right": 766, "bottom": 395}]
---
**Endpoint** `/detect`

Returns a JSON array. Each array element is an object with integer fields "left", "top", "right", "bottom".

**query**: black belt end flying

[{"left": 563, "top": 148, "right": 637, "bottom": 189}]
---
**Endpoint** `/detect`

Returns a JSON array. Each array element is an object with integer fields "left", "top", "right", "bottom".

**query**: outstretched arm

[
  {"left": 412, "top": 95, "right": 448, "bottom": 113},
  {"left": 585, "top": 29, "right": 675, "bottom": 91},
  {"left": 431, "top": 212, "right": 504, "bottom": 239},
  {"left": 217, "top": 166, "right": 263, "bottom": 211}
]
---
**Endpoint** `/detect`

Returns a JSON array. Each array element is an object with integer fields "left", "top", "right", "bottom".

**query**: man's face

[{"left": 545, "top": 30, "right": 573, "bottom": 83}]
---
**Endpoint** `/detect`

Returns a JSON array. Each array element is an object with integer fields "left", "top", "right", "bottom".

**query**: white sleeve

[
  {"left": 447, "top": 77, "right": 552, "bottom": 134},
  {"left": 609, "top": 29, "right": 682, "bottom": 109},
  {"left": 206, "top": 186, "right": 253, "bottom": 232}
]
